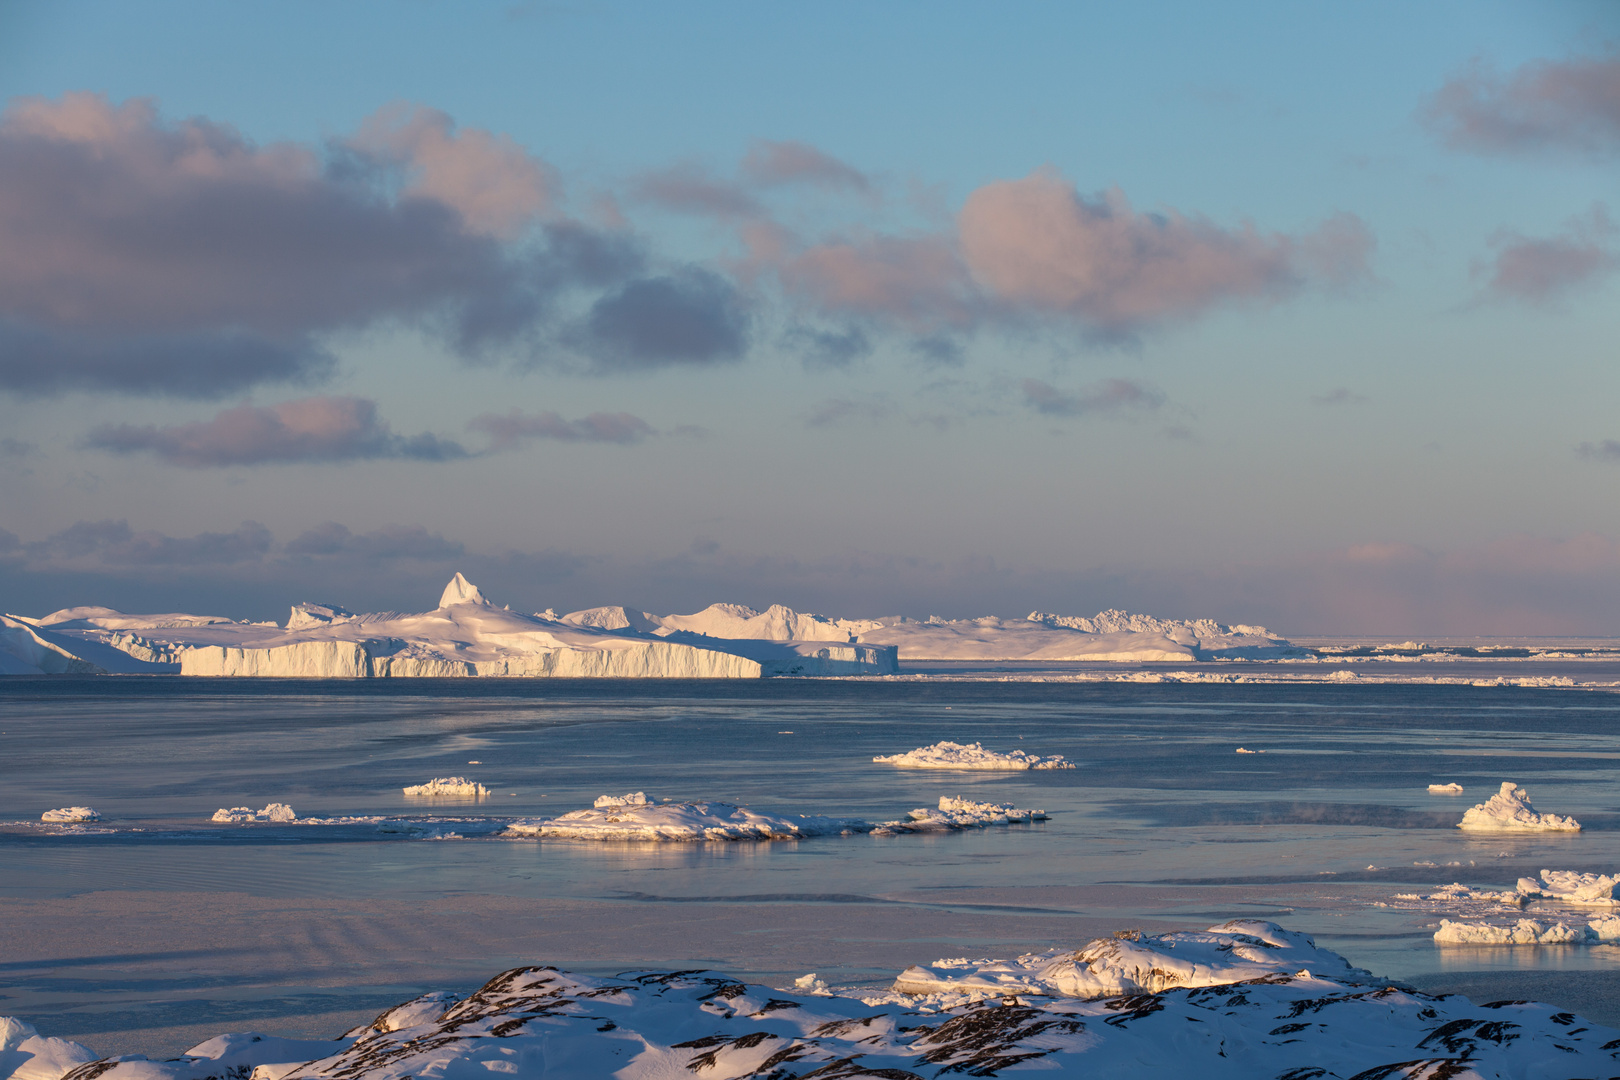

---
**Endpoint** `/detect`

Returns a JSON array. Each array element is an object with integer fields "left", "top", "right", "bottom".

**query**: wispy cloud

[
  {"left": 1021, "top": 377, "right": 1165, "bottom": 417},
  {"left": 1476, "top": 204, "right": 1617, "bottom": 304},
  {"left": 468, "top": 409, "right": 656, "bottom": 448},
  {"left": 1577, "top": 440, "right": 1620, "bottom": 463},
  {"left": 1423, "top": 54, "right": 1620, "bottom": 157},
  {"left": 1313, "top": 387, "right": 1367, "bottom": 406}
]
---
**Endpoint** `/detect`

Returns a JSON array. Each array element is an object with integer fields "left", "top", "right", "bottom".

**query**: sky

[{"left": 1, "top": 0, "right": 1617, "bottom": 634}]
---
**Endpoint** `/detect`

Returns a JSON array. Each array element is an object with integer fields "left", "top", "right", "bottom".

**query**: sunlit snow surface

[
  {"left": 873, "top": 739, "right": 1074, "bottom": 770},
  {"left": 1456, "top": 782, "right": 1581, "bottom": 832},
  {"left": 21, "top": 925, "right": 1620, "bottom": 1080}
]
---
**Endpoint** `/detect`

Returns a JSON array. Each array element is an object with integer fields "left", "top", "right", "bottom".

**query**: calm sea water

[{"left": 5, "top": 673, "right": 1620, "bottom": 1048}]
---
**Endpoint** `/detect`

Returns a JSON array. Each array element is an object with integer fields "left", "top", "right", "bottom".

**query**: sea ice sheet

[{"left": 872, "top": 740, "right": 1074, "bottom": 770}]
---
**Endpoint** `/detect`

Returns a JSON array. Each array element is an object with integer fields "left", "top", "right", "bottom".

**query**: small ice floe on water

[
  {"left": 45, "top": 940, "right": 1620, "bottom": 1080},
  {"left": 792, "top": 973, "right": 832, "bottom": 996},
  {"left": 1393, "top": 883, "right": 1525, "bottom": 907},
  {"left": 1435, "top": 915, "right": 1620, "bottom": 944},
  {"left": 1234, "top": 747, "right": 1263, "bottom": 754},
  {"left": 896, "top": 796, "right": 1047, "bottom": 829},
  {"left": 1516, "top": 869, "right": 1620, "bottom": 904},
  {"left": 211, "top": 803, "right": 296, "bottom": 823},
  {"left": 506, "top": 798, "right": 865, "bottom": 841},
  {"left": 40, "top": 806, "right": 100, "bottom": 822},
  {"left": 402, "top": 777, "right": 489, "bottom": 797},
  {"left": 872, "top": 739, "right": 1074, "bottom": 770},
  {"left": 1427, "top": 782, "right": 1464, "bottom": 795},
  {"left": 1457, "top": 781, "right": 1580, "bottom": 831},
  {"left": 890, "top": 921, "right": 1382, "bottom": 998}
]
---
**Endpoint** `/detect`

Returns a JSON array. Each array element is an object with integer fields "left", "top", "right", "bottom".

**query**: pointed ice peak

[{"left": 439, "top": 573, "right": 490, "bottom": 609}]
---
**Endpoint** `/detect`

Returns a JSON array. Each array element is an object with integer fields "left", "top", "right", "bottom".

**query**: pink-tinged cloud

[
  {"left": 631, "top": 163, "right": 762, "bottom": 218},
  {"left": 958, "top": 170, "right": 1372, "bottom": 334},
  {"left": 779, "top": 233, "right": 978, "bottom": 328},
  {"left": 349, "top": 103, "right": 557, "bottom": 238},
  {"left": 1477, "top": 204, "right": 1617, "bottom": 304},
  {"left": 468, "top": 409, "right": 656, "bottom": 448},
  {"left": 741, "top": 140, "right": 870, "bottom": 192},
  {"left": 1423, "top": 54, "right": 1620, "bottom": 156},
  {"left": 1021, "top": 377, "right": 1165, "bottom": 417},
  {"left": 87, "top": 396, "right": 468, "bottom": 466}
]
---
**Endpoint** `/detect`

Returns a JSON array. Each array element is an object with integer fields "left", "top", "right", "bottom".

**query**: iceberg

[
  {"left": 1428, "top": 782, "right": 1464, "bottom": 794},
  {"left": 1457, "top": 781, "right": 1581, "bottom": 831},
  {"left": 903, "top": 796, "right": 1047, "bottom": 826},
  {"left": 401, "top": 777, "right": 488, "bottom": 797},
  {"left": 212, "top": 803, "right": 297, "bottom": 823},
  {"left": 891, "top": 920, "right": 1378, "bottom": 998},
  {"left": 593, "top": 791, "right": 650, "bottom": 807},
  {"left": 39, "top": 807, "right": 100, "bottom": 823},
  {"left": 1516, "top": 868, "right": 1620, "bottom": 904},
  {"left": 505, "top": 798, "right": 865, "bottom": 841},
  {"left": 1435, "top": 915, "right": 1620, "bottom": 944},
  {"left": 872, "top": 740, "right": 1074, "bottom": 770},
  {"left": 23, "top": 929, "right": 1620, "bottom": 1080},
  {"left": 852, "top": 609, "right": 1290, "bottom": 661}
]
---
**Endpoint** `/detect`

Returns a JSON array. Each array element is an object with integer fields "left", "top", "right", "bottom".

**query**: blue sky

[{"left": 0, "top": 0, "right": 1616, "bottom": 633}]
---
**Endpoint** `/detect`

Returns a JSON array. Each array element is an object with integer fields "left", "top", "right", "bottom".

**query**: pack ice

[
  {"left": 1456, "top": 782, "right": 1581, "bottom": 832},
  {"left": 873, "top": 740, "right": 1075, "bottom": 770},
  {"left": 2, "top": 576, "right": 1289, "bottom": 676},
  {"left": 28, "top": 925, "right": 1620, "bottom": 1080}
]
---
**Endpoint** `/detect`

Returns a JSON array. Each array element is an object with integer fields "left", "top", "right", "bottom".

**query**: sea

[{"left": 5, "top": 663, "right": 1620, "bottom": 1055}]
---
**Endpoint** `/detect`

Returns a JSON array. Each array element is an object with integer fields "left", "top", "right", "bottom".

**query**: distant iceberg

[
  {"left": 506, "top": 798, "right": 864, "bottom": 841},
  {"left": 1435, "top": 915, "right": 1620, "bottom": 944},
  {"left": 402, "top": 777, "right": 488, "bottom": 797},
  {"left": 1427, "top": 782, "right": 1464, "bottom": 794},
  {"left": 1457, "top": 781, "right": 1581, "bottom": 832},
  {"left": 212, "top": 803, "right": 297, "bottom": 823},
  {"left": 873, "top": 740, "right": 1074, "bottom": 770},
  {"left": 39, "top": 807, "right": 100, "bottom": 823}
]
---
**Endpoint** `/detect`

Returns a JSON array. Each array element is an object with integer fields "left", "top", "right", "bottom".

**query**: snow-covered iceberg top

[
  {"left": 402, "top": 777, "right": 488, "bottom": 797},
  {"left": 1435, "top": 915, "right": 1620, "bottom": 945},
  {"left": 1517, "top": 868, "right": 1620, "bottom": 904},
  {"left": 873, "top": 740, "right": 1074, "bottom": 770},
  {"left": 1457, "top": 781, "right": 1581, "bottom": 831},
  {"left": 212, "top": 803, "right": 296, "bottom": 823},
  {"left": 40, "top": 807, "right": 100, "bottom": 823},
  {"left": 42, "top": 941, "right": 1620, "bottom": 1080},
  {"left": 506, "top": 799, "right": 866, "bottom": 841},
  {"left": 892, "top": 920, "right": 1380, "bottom": 999},
  {"left": 1427, "top": 782, "right": 1464, "bottom": 795}
]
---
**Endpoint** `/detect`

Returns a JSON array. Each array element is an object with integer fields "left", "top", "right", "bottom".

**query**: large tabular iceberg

[
  {"left": 1456, "top": 781, "right": 1581, "bottom": 831},
  {"left": 33, "top": 924, "right": 1620, "bottom": 1080},
  {"left": 873, "top": 740, "right": 1074, "bottom": 770}
]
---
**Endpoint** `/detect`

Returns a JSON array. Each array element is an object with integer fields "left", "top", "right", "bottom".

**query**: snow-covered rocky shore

[
  {"left": 10, "top": 920, "right": 1617, "bottom": 1080},
  {"left": 1, "top": 575, "right": 1290, "bottom": 677}
]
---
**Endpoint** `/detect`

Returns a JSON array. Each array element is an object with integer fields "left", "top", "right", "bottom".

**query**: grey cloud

[
  {"left": 468, "top": 408, "right": 656, "bottom": 448},
  {"left": 1478, "top": 205, "right": 1617, "bottom": 304},
  {"left": 576, "top": 268, "right": 751, "bottom": 370},
  {"left": 1022, "top": 377, "right": 1165, "bottom": 417},
  {"left": 784, "top": 325, "right": 871, "bottom": 369},
  {"left": 27, "top": 519, "right": 272, "bottom": 565},
  {"left": 741, "top": 140, "right": 870, "bottom": 193},
  {"left": 1313, "top": 387, "right": 1368, "bottom": 406},
  {"left": 285, "top": 522, "right": 464, "bottom": 560},
  {"left": 1577, "top": 440, "right": 1620, "bottom": 462},
  {"left": 85, "top": 396, "right": 470, "bottom": 467},
  {"left": 0, "top": 438, "right": 34, "bottom": 457},
  {"left": 805, "top": 396, "right": 898, "bottom": 428},
  {"left": 1423, "top": 54, "right": 1620, "bottom": 157},
  {"left": 911, "top": 334, "right": 966, "bottom": 367},
  {"left": 631, "top": 164, "right": 762, "bottom": 218}
]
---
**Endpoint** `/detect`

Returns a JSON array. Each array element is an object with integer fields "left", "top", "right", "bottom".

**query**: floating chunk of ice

[
  {"left": 507, "top": 799, "right": 864, "bottom": 841},
  {"left": 402, "top": 777, "right": 489, "bottom": 797},
  {"left": 40, "top": 806, "right": 100, "bottom": 822},
  {"left": 1234, "top": 747, "right": 1263, "bottom": 754},
  {"left": 793, "top": 974, "right": 832, "bottom": 996},
  {"left": 594, "top": 792, "right": 651, "bottom": 808},
  {"left": 892, "top": 920, "right": 1381, "bottom": 998},
  {"left": 1516, "top": 869, "right": 1620, "bottom": 904},
  {"left": 1435, "top": 915, "right": 1620, "bottom": 944},
  {"left": 1428, "top": 782, "right": 1464, "bottom": 795},
  {"left": 1457, "top": 782, "right": 1580, "bottom": 831},
  {"left": 904, "top": 796, "right": 1047, "bottom": 827},
  {"left": 872, "top": 740, "right": 1074, "bottom": 770},
  {"left": 212, "top": 802, "right": 296, "bottom": 823}
]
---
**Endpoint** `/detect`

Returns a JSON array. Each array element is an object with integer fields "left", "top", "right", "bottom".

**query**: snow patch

[
  {"left": 39, "top": 807, "right": 100, "bottom": 823},
  {"left": 1457, "top": 781, "right": 1581, "bottom": 832},
  {"left": 872, "top": 740, "right": 1073, "bottom": 770}
]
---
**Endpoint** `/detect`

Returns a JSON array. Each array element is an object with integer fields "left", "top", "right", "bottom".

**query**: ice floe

[
  {"left": 1516, "top": 868, "right": 1620, "bottom": 904},
  {"left": 211, "top": 803, "right": 297, "bottom": 823},
  {"left": 1435, "top": 915, "right": 1620, "bottom": 944},
  {"left": 871, "top": 740, "right": 1074, "bottom": 770},
  {"left": 901, "top": 796, "right": 1047, "bottom": 827},
  {"left": 39, "top": 807, "right": 100, "bottom": 823},
  {"left": 401, "top": 777, "right": 488, "bottom": 797},
  {"left": 1392, "top": 883, "right": 1525, "bottom": 906},
  {"left": 1427, "top": 782, "right": 1464, "bottom": 794},
  {"left": 1456, "top": 781, "right": 1581, "bottom": 831},
  {"left": 505, "top": 799, "right": 866, "bottom": 841},
  {"left": 891, "top": 921, "right": 1379, "bottom": 998},
  {"left": 40, "top": 930, "right": 1620, "bottom": 1080},
  {"left": 593, "top": 792, "right": 650, "bottom": 807}
]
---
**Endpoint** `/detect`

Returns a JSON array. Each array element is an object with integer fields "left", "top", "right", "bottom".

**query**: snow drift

[{"left": 873, "top": 740, "right": 1074, "bottom": 770}]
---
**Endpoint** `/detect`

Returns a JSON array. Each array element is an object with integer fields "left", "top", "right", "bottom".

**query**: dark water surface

[{"left": 4, "top": 675, "right": 1620, "bottom": 1051}]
